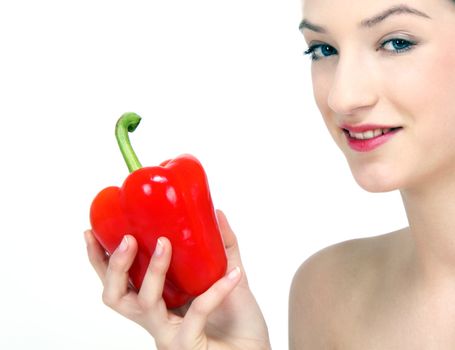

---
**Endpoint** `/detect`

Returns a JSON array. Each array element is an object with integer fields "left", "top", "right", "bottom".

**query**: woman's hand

[{"left": 85, "top": 210, "right": 271, "bottom": 350}]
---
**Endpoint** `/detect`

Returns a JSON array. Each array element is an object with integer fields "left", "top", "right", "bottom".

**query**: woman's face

[{"left": 300, "top": 0, "right": 455, "bottom": 192}]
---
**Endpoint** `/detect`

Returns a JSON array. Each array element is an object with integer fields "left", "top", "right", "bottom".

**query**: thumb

[
  {"left": 216, "top": 209, "right": 237, "bottom": 247},
  {"left": 216, "top": 209, "right": 244, "bottom": 269}
]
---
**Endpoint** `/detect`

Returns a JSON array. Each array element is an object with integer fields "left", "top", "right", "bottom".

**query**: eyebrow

[{"left": 298, "top": 4, "right": 431, "bottom": 33}]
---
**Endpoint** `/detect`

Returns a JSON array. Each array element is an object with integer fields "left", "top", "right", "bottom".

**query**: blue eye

[
  {"left": 303, "top": 44, "right": 337, "bottom": 61},
  {"left": 380, "top": 38, "right": 416, "bottom": 54}
]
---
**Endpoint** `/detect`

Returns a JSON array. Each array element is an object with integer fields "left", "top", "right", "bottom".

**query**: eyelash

[{"left": 303, "top": 38, "right": 417, "bottom": 61}]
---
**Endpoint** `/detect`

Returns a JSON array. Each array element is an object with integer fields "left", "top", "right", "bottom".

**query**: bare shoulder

[{"left": 289, "top": 229, "right": 408, "bottom": 349}]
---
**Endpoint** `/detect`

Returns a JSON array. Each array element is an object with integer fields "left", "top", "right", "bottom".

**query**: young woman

[{"left": 85, "top": 0, "right": 455, "bottom": 348}]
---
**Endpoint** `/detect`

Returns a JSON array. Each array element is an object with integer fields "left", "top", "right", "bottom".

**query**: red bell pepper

[{"left": 89, "top": 112, "right": 227, "bottom": 308}]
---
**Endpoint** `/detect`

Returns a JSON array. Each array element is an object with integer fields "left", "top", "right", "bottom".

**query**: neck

[{"left": 400, "top": 165, "right": 455, "bottom": 285}]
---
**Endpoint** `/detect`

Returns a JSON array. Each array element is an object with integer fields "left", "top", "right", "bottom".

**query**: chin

[
  {"left": 354, "top": 176, "right": 399, "bottom": 193},
  {"left": 349, "top": 164, "right": 401, "bottom": 193}
]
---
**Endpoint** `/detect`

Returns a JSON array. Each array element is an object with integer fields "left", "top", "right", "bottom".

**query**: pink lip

[{"left": 342, "top": 127, "right": 403, "bottom": 152}]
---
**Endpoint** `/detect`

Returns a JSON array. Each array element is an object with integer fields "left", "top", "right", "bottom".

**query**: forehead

[{"left": 302, "top": 0, "right": 431, "bottom": 22}]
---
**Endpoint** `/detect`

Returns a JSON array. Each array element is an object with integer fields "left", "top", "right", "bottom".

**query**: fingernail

[
  {"left": 227, "top": 266, "right": 240, "bottom": 280},
  {"left": 154, "top": 238, "right": 164, "bottom": 257},
  {"left": 118, "top": 236, "right": 129, "bottom": 252}
]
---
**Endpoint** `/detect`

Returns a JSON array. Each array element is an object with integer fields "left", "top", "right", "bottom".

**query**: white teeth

[
  {"left": 350, "top": 131, "right": 362, "bottom": 139},
  {"left": 348, "top": 128, "right": 392, "bottom": 140},
  {"left": 364, "top": 130, "right": 374, "bottom": 139}
]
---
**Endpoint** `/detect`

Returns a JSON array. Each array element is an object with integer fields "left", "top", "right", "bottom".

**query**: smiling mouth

[{"left": 343, "top": 127, "right": 403, "bottom": 140}]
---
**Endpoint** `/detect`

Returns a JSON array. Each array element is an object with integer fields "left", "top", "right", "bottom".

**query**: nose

[{"left": 327, "top": 53, "right": 378, "bottom": 116}]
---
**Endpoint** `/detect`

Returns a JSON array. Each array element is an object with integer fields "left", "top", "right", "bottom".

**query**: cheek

[
  {"left": 413, "top": 44, "right": 455, "bottom": 144},
  {"left": 410, "top": 56, "right": 454, "bottom": 111},
  {"left": 380, "top": 42, "right": 455, "bottom": 186},
  {"left": 311, "top": 66, "right": 325, "bottom": 111},
  {"left": 311, "top": 67, "right": 333, "bottom": 128},
  {"left": 384, "top": 38, "right": 455, "bottom": 122}
]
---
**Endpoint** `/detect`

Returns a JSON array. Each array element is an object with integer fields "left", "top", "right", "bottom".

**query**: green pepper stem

[{"left": 115, "top": 112, "right": 143, "bottom": 173}]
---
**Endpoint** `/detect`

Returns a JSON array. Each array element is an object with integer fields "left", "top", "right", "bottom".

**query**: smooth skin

[
  {"left": 85, "top": 210, "right": 271, "bottom": 350},
  {"left": 290, "top": 0, "right": 455, "bottom": 348}
]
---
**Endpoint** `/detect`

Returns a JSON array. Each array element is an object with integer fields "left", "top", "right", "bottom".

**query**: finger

[
  {"left": 137, "top": 237, "right": 172, "bottom": 312},
  {"left": 85, "top": 229, "right": 108, "bottom": 280},
  {"left": 102, "top": 235, "right": 138, "bottom": 308},
  {"left": 181, "top": 266, "right": 242, "bottom": 338},
  {"left": 216, "top": 210, "right": 244, "bottom": 267},
  {"left": 216, "top": 209, "right": 237, "bottom": 249}
]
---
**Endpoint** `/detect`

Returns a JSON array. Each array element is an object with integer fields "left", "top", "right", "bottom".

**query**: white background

[{"left": 0, "top": 0, "right": 408, "bottom": 349}]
